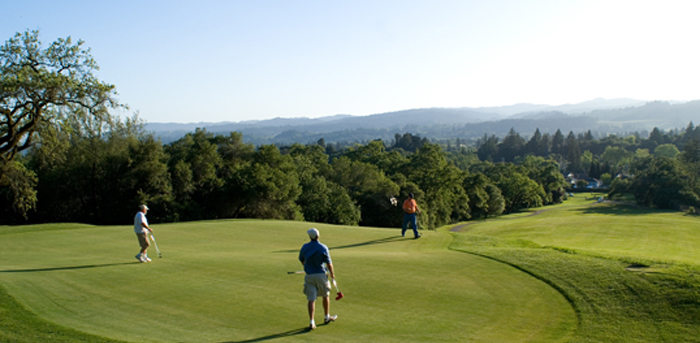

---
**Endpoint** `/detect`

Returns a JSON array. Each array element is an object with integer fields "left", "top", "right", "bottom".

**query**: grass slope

[
  {"left": 449, "top": 196, "right": 700, "bottom": 342},
  {"left": 0, "top": 284, "right": 125, "bottom": 343},
  {"left": 461, "top": 197, "right": 700, "bottom": 266},
  {"left": 0, "top": 220, "right": 574, "bottom": 343}
]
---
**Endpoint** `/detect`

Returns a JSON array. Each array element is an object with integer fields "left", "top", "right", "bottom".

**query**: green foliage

[
  {"left": 608, "top": 176, "right": 631, "bottom": 200},
  {"left": 523, "top": 128, "right": 551, "bottom": 156},
  {"left": 0, "top": 30, "right": 122, "bottom": 215},
  {"left": 601, "top": 145, "right": 634, "bottom": 171},
  {"left": 445, "top": 148, "right": 480, "bottom": 171},
  {"left": 680, "top": 139, "right": 700, "bottom": 194},
  {"left": 484, "top": 184, "right": 506, "bottom": 216},
  {"left": 0, "top": 161, "right": 37, "bottom": 220},
  {"left": 628, "top": 156, "right": 699, "bottom": 209},
  {"left": 288, "top": 144, "right": 360, "bottom": 224},
  {"left": 405, "top": 144, "right": 469, "bottom": 228},
  {"left": 27, "top": 116, "right": 171, "bottom": 224},
  {"left": 166, "top": 129, "right": 223, "bottom": 191},
  {"left": 520, "top": 155, "right": 567, "bottom": 204},
  {"left": 326, "top": 156, "right": 399, "bottom": 227},
  {"left": 499, "top": 172, "right": 545, "bottom": 213},
  {"left": 229, "top": 145, "right": 302, "bottom": 220},
  {"left": 580, "top": 150, "right": 593, "bottom": 172},
  {"left": 463, "top": 172, "right": 504, "bottom": 219},
  {"left": 8, "top": 123, "right": 576, "bottom": 226},
  {"left": 654, "top": 143, "right": 680, "bottom": 158},
  {"left": 0, "top": 30, "right": 120, "bottom": 162},
  {"left": 551, "top": 129, "right": 565, "bottom": 155},
  {"left": 392, "top": 132, "right": 428, "bottom": 152},
  {"left": 565, "top": 131, "right": 582, "bottom": 172},
  {"left": 297, "top": 176, "right": 360, "bottom": 225},
  {"left": 476, "top": 134, "right": 499, "bottom": 161},
  {"left": 484, "top": 163, "right": 546, "bottom": 213},
  {"left": 498, "top": 128, "right": 525, "bottom": 162}
]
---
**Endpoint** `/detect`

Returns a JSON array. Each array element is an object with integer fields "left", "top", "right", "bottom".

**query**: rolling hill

[{"left": 145, "top": 99, "right": 699, "bottom": 145}]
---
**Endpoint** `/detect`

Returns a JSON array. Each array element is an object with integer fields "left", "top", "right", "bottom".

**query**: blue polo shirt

[{"left": 299, "top": 240, "right": 332, "bottom": 275}]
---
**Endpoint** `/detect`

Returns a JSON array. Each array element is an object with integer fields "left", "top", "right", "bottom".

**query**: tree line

[
  {"left": 476, "top": 125, "right": 700, "bottom": 177},
  {"left": 4, "top": 118, "right": 700, "bottom": 226},
  {"left": 472, "top": 124, "right": 700, "bottom": 209},
  {"left": 1, "top": 115, "right": 575, "bottom": 227}
]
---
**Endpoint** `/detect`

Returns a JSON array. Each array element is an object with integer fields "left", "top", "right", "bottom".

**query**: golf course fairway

[
  {"left": 450, "top": 196, "right": 700, "bottom": 342},
  {"left": 0, "top": 220, "right": 576, "bottom": 342}
]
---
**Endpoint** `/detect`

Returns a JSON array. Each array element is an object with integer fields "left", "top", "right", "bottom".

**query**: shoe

[
  {"left": 414, "top": 234, "right": 421, "bottom": 239},
  {"left": 144, "top": 256, "right": 152, "bottom": 262},
  {"left": 135, "top": 254, "right": 145, "bottom": 262},
  {"left": 324, "top": 315, "right": 337, "bottom": 324},
  {"left": 309, "top": 323, "right": 316, "bottom": 330}
]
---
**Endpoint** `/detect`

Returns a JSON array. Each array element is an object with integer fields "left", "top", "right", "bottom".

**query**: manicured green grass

[
  {"left": 449, "top": 195, "right": 700, "bottom": 342},
  {"left": 0, "top": 220, "right": 574, "bottom": 343},
  {"left": 462, "top": 195, "right": 700, "bottom": 266},
  {"left": 0, "top": 284, "right": 125, "bottom": 343},
  {"left": 5, "top": 196, "right": 699, "bottom": 343}
]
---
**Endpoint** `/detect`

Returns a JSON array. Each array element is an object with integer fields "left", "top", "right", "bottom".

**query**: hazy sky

[{"left": 3, "top": 0, "right": 699, "bottom": 123}]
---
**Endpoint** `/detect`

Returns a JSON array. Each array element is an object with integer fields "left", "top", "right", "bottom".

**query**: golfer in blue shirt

[{"left": 299, "top": 228, "right": 337, "bottom": 330}]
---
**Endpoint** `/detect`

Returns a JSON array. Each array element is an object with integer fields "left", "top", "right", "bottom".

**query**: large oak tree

[{"left": 1, "top": 30, "right": 121, "bottom": 216}]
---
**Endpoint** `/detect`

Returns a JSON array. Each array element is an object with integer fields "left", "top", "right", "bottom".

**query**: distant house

[
  {"left": 566, "top": 173, "right": 587, "bottom": 188},
  {"left": 566, "top": 173, "right": 603, "bottom": 188},
  {"left": 586, "top": 178, "right": 603, "bottom": 188},
  {"left": 615, "top": 173, "right": 631, "bottom": 180}
]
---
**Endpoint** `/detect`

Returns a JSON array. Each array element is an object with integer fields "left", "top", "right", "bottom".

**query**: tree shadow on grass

[
  {"left": 220, "top": 327, "right": 309, "bottom": 342},
  {"left": 577, "top": 202, "right": 671, "bottom": 216},
  {"left": 275, "top": 236, "right": 404, "bottom": 253},
  {"left": 0, "top": 262, "right": 140, "bottom": 273}
]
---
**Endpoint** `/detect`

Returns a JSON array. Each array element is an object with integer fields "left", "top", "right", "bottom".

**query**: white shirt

[{"left": 134, "top": 212, "right": 149, "bottom": 233}]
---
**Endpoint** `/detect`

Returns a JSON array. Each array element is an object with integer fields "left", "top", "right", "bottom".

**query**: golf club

[
  {"left": 287, "top": 270, "right": 304, "bottom": 274},
  {"left": 333, "top": 278, "right": 344, "bottom": 300},
  {"left": 150, "top": 233, "right": 162, "bottom": 258}
]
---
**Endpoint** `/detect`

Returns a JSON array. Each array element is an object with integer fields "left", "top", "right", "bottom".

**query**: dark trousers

[{"left": 402, "top": 213, "right": 419, "bottom": 237}]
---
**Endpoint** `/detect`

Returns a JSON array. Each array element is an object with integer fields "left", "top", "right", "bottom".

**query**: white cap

[
  {"left": 139, "top": 204, "right": 149, "bottom": 211},
  {"left": 307, "top": 228, "right": 319, "bottom": 239}
]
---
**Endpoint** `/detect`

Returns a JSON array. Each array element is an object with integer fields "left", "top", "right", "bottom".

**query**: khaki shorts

[
  {"left": 303, "top": 273, "right": 330, "bottom": 301},
  {"left": 136, "top": 232, "right": 150, "bottom": 250}
]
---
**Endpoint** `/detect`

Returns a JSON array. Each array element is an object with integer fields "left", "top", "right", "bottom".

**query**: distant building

[{"left": 566, "top": 173, "right": 603, "bottom": 188}]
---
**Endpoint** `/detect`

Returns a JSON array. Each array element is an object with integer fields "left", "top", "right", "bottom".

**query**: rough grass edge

[{"left": 446, "top": 233, "right": 583, "bottom": 328}]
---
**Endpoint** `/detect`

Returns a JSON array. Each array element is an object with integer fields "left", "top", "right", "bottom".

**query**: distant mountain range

[{"left": 146, "top": 98, "right": 700, "bottom": 145}]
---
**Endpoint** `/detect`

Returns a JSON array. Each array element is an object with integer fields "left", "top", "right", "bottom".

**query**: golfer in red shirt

[{"left": 402, "top": 193, "right": 421, "bottom": 239}]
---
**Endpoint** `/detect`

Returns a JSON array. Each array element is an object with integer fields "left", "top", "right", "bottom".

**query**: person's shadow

[
  {"left": 0, "top": 262, "right": 139, "bottom": 273},
  {"left": 220, "top": 327, "right": 310, "bottom": 342},
  {"left": 275, "top": 235, "right": 403, "bottom": 253}
]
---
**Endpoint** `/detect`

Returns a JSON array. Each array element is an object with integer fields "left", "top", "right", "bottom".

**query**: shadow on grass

[
  {"left": 578, "top": 203, "right": 668, "bottom": 216},
  {"left": 329, "top": 236, "right": 405, "bottom": 250},
  {"left": 0, "top": 262, "right": 140, "bottom": 273},
  {"left": 275, "top": 236, "right": 404, "bottom": 253},
  {"left": 220, "top": 327, "right": 309, "bottom": 342},
  {"left": 451, "top": 209, "right": 554, "bottom": 232}
]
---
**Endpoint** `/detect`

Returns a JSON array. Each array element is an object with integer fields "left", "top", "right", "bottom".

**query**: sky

[{"left": 3, "top": 0, "right": 699, "bottom": 123}]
